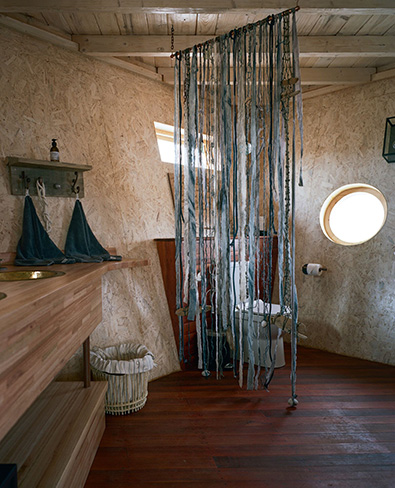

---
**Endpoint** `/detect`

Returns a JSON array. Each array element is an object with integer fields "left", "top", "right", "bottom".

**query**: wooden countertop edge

[
  {"left": 106, "top": 258, "right": 149, "bottom": 271},
  {"left": 0, "top": 258, "right": 150, "bottom": 324}
]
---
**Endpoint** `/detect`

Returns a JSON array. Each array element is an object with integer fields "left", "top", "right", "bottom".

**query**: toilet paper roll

[{"left": 302, "top": 263, "right": 326, "bottom": 276}]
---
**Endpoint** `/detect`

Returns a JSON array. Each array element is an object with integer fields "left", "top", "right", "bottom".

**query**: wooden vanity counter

[
  {"left": 0, "top": 258, "right": 148, "bottom": 325},
  {"left": 0, "top": 258, "right": 148, "bottom": 488}
]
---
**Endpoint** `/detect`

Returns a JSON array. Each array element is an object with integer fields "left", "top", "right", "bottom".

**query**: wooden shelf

[
  {"left": 6, "top": 156, "right": 92, "bottom": 197},
  {"left": 0, "top": 381, "right": 107, "bottom": 488},
  {"left": 6, "top": 157, "right": 92, "bottom": 172}
]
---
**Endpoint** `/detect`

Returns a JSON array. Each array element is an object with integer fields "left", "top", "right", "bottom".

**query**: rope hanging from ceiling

[{"left": 174, "top": 7, "right": 303, "bottom": 405}]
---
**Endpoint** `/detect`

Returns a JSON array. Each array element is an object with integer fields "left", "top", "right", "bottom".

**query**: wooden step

[{"left": 0, "top": 381, "right": 107, "bottom": 488}]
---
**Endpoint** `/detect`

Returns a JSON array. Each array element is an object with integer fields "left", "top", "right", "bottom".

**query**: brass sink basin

[
  {"left": 0, "top": 270, "right": 65, "bottom": 282},
  {"left": 0, "top": 292, "right": 6, "bottom": 300}
]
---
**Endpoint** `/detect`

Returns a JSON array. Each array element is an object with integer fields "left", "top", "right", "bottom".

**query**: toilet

[{"left": 231, "top": 262, "right": 285, "bottom": 368}]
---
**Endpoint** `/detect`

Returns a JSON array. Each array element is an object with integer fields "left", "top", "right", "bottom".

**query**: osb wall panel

[
  {"left": 0, "top": 25, "right": 179, "bottom": 380},
  {"left": 296, "top": 78, "right": 395, "bottom": 365}
]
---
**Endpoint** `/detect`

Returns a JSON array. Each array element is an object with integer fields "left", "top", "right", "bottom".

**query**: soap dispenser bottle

[{"left": 50, "top": 139, "right": 59, "bottom": 162}]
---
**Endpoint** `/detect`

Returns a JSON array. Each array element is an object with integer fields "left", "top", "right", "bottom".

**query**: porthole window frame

[{"left": 320, "top": 183, "right": 388, "bottom": 246}]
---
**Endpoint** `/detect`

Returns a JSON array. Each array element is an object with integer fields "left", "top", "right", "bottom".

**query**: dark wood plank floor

[{"left": 85, "top": 345, "right": 395, "bottom": 488}]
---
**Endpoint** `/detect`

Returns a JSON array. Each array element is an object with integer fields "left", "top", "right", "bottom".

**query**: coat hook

[
  {"left": 71, "top": 171, "right": 80, "bottom": 195},
  {"left": 20, "top": 171, "right": 31, "bottom": 191}
]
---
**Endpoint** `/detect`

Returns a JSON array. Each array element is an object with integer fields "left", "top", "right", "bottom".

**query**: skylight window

[
  {"left": 154, "top": 121, "right": 210, "bottom": 168},
  {"left": 154, "top": 122, "right": 178, "bottom": 164}
]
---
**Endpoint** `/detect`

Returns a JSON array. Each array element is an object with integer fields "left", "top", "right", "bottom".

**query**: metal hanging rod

[{"left": 171, "top": 5, "right": 300, "bottom": 59}]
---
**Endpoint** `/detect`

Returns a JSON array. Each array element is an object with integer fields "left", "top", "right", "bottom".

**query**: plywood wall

[
  {"left": 0, "top": 25, "right": 180, "bottom": 380},
  {"left": 296, "top": 78, "right": 395, "bottom": 365}
]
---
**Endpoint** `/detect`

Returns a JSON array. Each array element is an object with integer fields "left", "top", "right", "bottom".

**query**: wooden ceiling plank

[
  {"left": 147, "top": 13, "right": 168, "bottom": 34},
  {"left": 329, "top": 56, "right": 364, "bottom": 68},
  {"left": 196, "top": 14, "right": 218, "bottom": 35},
  {"left": 25, "top": 11, "right": 47, "bottom": 23},
  {"left": 40, "top": 11, "right": 72, "bottom": 34},
  {"left": 355, "top": 14, "right": 395, "bottom": 35},
  {"left": 336, "top": 14, "right": 371, "bottom": 35},
  {"left": 62, "top": 12, "right": 101, "bottom": 35},
  {"left": 168, "top": 14, "right": 197, "bottom": 35},
  {"left": 385, "top": 24, "right": 395, "bottom": 35},
  {"left": 95, "top": 13, "right": 121, "bottom": 35},
  {"left": 312, "top": 56, "right": 334, "bottom": 68},
  {"left": 306, "top": 14, "right": 350, "bottom": 36},
  {"left": 130, "top": 13, "right": 149, "bottom": 34},
  {"left": 293, "top": 13, "right": 322, "bottom": 36},
  {"left": 115, "top": 13, "right": 133, "bottom": 34},
  {"left": 72, "top": 34, "right": 395, "bottom": 57},
  {"left": 350, "top": 56, "right": 379, "bottom": 68},
  {"left": 215, "top": 13, "right": 249, "bottom": 35},
  {"left": 299, "top": 57, "right": 317, "bottom": 68},
  {"left": 1, "top": 1, "right": 395, "bottom": 16}
]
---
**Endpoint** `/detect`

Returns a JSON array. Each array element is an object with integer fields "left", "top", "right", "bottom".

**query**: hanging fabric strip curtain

[{"left": 174, "top": 7, "right": 303, "bottom": 405}]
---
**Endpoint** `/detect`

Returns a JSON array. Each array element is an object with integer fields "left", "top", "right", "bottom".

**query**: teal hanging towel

[
  {"left": 15, "top": 195, "right": 74, "bottom": 266},
  {"left": 65, "top": 199, "right": 122, "bottom": 263}
]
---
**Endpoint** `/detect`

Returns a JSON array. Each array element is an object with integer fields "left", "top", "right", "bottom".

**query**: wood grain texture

[
  {"left": 73, "top": 34, "right": 395, "bottom": 58},
  {"left": 0, "top": 259, "right": 148, "bottom": 442},
  {"left": 85, "top": 344, "right": 395, "bottom": 488},
  {"left": 0, "top": 381, "right": 107, "bottom": 488},
  {"left": 1, "top": 1, "right": 394, "bottom": 16}
]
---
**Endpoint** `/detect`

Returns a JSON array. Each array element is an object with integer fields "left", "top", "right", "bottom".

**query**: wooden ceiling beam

[
  {"left": 158, "top": 67, "right": 377, "bottom": 85},
  {"left": 98, "top": 56, "right": 162, "bottom": 80},
  {"left": 301, "top": 67, "right": 376, "bottom": 84},
  {"left": 74, "top": 35, "right": 212, "bottom": 57},
  {"left": 302, "top": 85, "right": 355, "bottom": 100},
  {"left": 300, "top": 36, "right": 395, "bottom": 57},
  {"left": 72, "top": 34, "right": 395, "bottom": 58},
  {"left": 0, "top": 1, "right": 394, "bottom": 15}
]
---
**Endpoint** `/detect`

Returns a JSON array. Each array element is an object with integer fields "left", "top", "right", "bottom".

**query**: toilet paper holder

[{"left": 302, "top": 263, "right": 327, "bottom": 276}]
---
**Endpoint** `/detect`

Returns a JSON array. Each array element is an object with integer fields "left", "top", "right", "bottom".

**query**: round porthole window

[{"left": 320, "top": 184, "right": 387, "bottom": 246}]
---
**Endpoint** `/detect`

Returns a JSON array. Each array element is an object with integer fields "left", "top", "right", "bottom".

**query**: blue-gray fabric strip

[
  {"left": 174, "top": 55, "right": 184, "bottom": 361},
  {"left": 291, "top": 16, "right": 299, "bottom": 399},
  {"left": 273, "top": 20, "right": 285, "bottom": 312},
  {"left": 199, "top": 45, "right": 208, "bottom": 371},
  {"left": 247, "top": 25, "right": 258, "bottom": 391},
  {"left": 292, "top": 11, "right": 304, "bottom": 188},
  {"left": 186, "top": 47, "right": 198, "bottom": 322}
]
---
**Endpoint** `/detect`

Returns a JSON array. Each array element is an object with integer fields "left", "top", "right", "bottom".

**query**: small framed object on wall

[{"left": 383, "top": 116, "right": 395, "bottom": 163}]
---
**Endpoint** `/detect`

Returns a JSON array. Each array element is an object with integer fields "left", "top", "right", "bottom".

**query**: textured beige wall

[
  {"left": 296, "top": 79, "right": 395, "bottom": 365},
  {"left": 0, "top": 26, "right": 180, "bottom": 380}
]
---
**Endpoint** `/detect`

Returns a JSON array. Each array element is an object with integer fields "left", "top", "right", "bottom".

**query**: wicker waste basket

[{"left": 90, "top": 343, "right": 155, "bottom": 415}]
